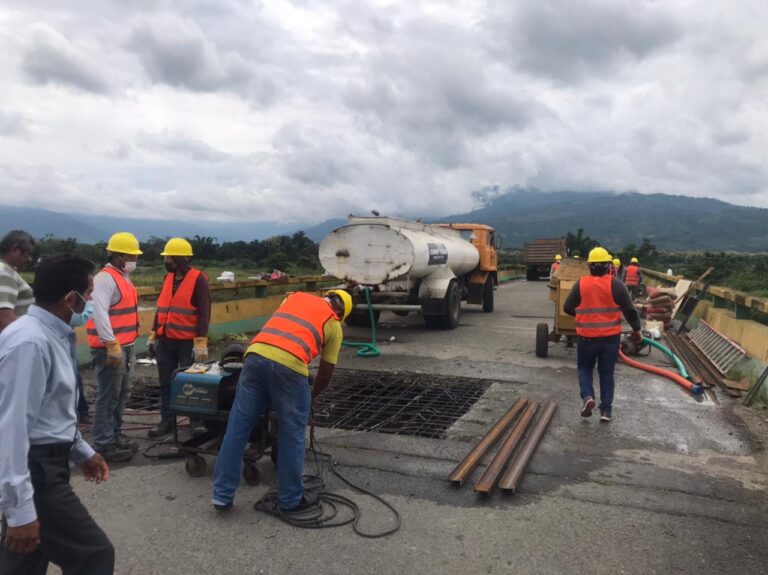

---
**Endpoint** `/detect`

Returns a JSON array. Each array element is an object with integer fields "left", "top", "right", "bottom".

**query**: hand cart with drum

[
  {"left": 535, "top": 258, "right": 591, "bottom": 358},
  {"left": 169, "top": 343, "right": 277, "bottom": 484}
]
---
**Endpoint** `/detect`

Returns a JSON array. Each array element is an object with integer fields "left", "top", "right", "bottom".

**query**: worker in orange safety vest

[
  {"left": 212, "top": 289, "right": 352, "bottom": 515},
  {"left": 86, "top": 232, "right": 142, "bottom": 463},
  {"left": 564, "top": 247, "right": 641, "bottom": 422},
  {"left": 146, "top": 238, "right": 211, "bottom": 438},
  {"left": 550, "top": 254, "right": 562, "bottom": 277},
  {"left": 622, "top": 257, "right": 643, "bottom": 299}
]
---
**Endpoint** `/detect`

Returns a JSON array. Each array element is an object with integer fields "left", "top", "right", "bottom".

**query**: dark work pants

[
  {"left": 76, "top": 370, "right": 88, "bottom": 417},
  {"left": 577, "top": 335, "right": 620, "bottom": 416},
  {"left": 0, "top": 444, "right": 114, "bottom": 575},
  {"left": 156, "top": 337, "right": 194, "bottom": 421}
]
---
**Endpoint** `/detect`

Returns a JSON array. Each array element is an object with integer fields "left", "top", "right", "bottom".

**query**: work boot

[
  {"left": 278, "top": 494, "right": 321, "bottom": 519},
  {"left": 147, "top": 420, "right": 173, "bottom": 438},
  {"left": 115, "top": 434, "right": 140, "bottom": 452},
  {"left": 580, "top": 397, "right": 596, "bottom": 418},
  {"left": 97, "top": 443, "right": 134, "bottom": 463}
]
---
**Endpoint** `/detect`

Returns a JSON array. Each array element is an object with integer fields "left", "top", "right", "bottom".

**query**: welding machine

[{"left": 170, "top": 343, "right": 276, "bottom": 484}]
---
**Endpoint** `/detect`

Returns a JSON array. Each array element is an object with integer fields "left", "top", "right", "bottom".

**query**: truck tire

[
  {"left": 482, "top": 275, "right": 494, "bottom": 313},
  {"left": 535, "top": 322, "right": 549, "bottom": 358},
  {"left": 526, "top": 267, "right": 538, "bottom": 281},
  {"left": 424, "top": 280, "right": 461, "bottom": 329},
  {"left": 345, "top": 309, "right": 380, "bottom": 327}
]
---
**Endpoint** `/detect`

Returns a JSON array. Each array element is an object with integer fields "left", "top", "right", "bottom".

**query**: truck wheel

[
  {"left": 526, "top": 268, "right": 538, "bottom": 281},
  {"left": 345, "top": 309, "right": 380, "bottom": 327},
  {"left": 482, "top": 275, "right": 494, "bottom": 313},
  {"left": 535, "top": 323, "right": 549, "bottom": 358},
  {"left": 424, "top": 280, "right": 461, "bottom": 330},
  {"left": 443, "top": 280, "right": 461, "bottom": 329}
]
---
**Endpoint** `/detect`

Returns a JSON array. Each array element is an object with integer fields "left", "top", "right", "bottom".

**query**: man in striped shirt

[{"left": 0, "top": 230, "right": 36, "bottom": 333}]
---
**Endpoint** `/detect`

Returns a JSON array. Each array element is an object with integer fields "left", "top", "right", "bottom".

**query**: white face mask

[{"left": 124, "top": 261, "right": 137, "bottom": 273}]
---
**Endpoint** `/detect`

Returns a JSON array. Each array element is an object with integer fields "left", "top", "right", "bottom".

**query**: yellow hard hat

[
  {"left": 613, "top": 258, "right": 621, "bottom": 267},
  {"left": 631, "top": 257, "right": 639, "bottom": 264},
  {"left": 106, "top": 232, "right": 142, "bottom": 255},
  {"left": 555, "top": 254, "right": 562, "bottom": 261},
  {"left": 324, "top": 289, "right": 353, "bottom": 321},
  {"left": 161, "top": 237, "right": 193, "bottom": 257},
  {"left": 587, "top": 247, "right": 612, "bottom": 263}
]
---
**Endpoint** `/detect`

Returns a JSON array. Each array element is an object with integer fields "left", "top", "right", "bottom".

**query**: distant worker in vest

[
  {"left": 212, "top": 289, "right": 352, "bottom": 514},
  {"left": 612, "top": 258, "right": 623, "bottom": 281},
  {"left": 550, "top": 254, "right": 562, "bottom": 277},
  {"left": 622, "top": 257, "right": 643, "bottom": 299},
  {"left": 146, "top": 238, "right": 211, "bottom": 438},
  {"left": 563, "top": 247, "right": 642, "bottom": 422},
  {"left": 86, "top": 232, "right": 142, "bottom": 463},
  {"left": 0, "top": 230, "right": 36, "bottom": 333}
]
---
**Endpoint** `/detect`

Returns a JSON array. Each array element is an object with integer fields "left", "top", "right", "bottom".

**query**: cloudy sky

[{"left": 0, "top": 0, "right": 766, "bottom": 225}]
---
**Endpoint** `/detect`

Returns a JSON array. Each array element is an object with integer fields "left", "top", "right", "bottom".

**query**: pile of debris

[{"left": 448, "top": 397, "right": 557, "bottom": 495}]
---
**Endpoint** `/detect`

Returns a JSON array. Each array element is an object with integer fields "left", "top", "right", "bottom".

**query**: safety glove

[
  {"left": 193, "top": 336, "right": 209, "bottom": 363},
  {"left": 106, "top": 340, "right": 123, "bottom": 368}
]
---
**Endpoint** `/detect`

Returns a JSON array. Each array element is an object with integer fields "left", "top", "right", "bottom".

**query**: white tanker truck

[{"left": 319, "top": 216, "right": 499, "bottom": 329}]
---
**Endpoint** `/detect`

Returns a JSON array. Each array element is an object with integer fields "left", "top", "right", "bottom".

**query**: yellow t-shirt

[{"left": 246, "top": 318, "right": 343, "bottom": 376}]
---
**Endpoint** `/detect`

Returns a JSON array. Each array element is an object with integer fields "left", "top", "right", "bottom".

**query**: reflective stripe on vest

[
  {"left": 156, "top": 269, "right": 202, "bottom": 340},
  {"left": 575, "top": 275, "right": 622, "bottom": 338},
  {"left": 86, "top": 266, "right": 139, "bottom": 348},
  {"left": 624, "top": 264, "right": 640, "bottom": 286},
  {"left": 250, "top": 292, "right": 337, "bottom": 364}
]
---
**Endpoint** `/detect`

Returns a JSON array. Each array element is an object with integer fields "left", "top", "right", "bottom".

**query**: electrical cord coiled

[{"left": 253, "top": 433, "right": 400, "bottom": 537}]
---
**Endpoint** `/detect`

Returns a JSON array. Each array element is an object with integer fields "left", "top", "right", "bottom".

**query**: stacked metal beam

[{"left": 448, "top": 397, "right": 557, "bottom": 495}]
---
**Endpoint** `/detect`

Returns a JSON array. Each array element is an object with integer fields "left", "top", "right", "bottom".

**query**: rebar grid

[{"left": 313, "top": 370, "right": 489, "bottom": 438}]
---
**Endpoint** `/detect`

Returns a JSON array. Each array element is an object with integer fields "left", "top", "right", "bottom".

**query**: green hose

[
  {"left": 642, "top": 337, "right": 691, "bottom": 381},
  {"left": 341, "top": 287, "right": 380, "bottom": 357}
]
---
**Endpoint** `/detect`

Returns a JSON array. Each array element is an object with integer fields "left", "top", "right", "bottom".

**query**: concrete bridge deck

[{"left": 72, "top": 280, "right": 768, "bottom": 575}]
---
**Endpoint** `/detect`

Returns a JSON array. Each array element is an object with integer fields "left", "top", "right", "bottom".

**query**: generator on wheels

[{"left": 169, "top": 344, "right": 277, "bottom": 484}]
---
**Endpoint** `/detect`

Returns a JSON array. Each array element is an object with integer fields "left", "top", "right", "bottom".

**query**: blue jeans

[
  {"left": 91, "top": 345, "right": 136, "bottom": 449},
  {"left": 213, "top": 354, "right": 311, "bottom": 509},
  {"left": 577, "top": 335, "right": 620, "bottom": 416}
]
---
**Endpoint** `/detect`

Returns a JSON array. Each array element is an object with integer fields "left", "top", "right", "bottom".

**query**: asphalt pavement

[{"left": 70, "top": 280, "right": 768, "bottom": 575}]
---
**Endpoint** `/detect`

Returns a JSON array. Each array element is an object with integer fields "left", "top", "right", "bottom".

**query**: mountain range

[{"left": 2, "top": 189, "right": 766, "bottom": 251}]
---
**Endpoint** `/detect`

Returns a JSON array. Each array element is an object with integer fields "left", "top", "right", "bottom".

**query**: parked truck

[
  {"left": 523, "top": 237, "right": 567, "bottom": 281},
  {"left": 319, "top": 216, "right": 499, "bottom": 329}
]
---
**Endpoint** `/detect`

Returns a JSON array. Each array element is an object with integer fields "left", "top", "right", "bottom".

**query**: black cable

[
  {"left": 142, "top": 435, "right": 184, "bottom": 459},
  {"left": 253, "top": 434, "right": 401, "bottom": 537}
]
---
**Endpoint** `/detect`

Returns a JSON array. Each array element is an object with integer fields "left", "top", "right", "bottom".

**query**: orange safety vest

[
  {"left": 86, "top": 266, "right": 139, "bottom": 348},
  {"left": 156, "top": 269, "right": 203, "bottom": 340},
  {"left": 575, "top": 275, "right": 622, "bottom": 338},
  {"left": 552, "top": 262, "right": 560, "bottom": 272},
  {"left": 624, "top": 264, "right": 640, "bottom": 286},
  {"left": 251, "top": 292, "right": 338, "bottom": 363}
]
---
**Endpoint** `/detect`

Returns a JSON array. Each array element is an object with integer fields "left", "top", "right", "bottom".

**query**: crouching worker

[
  {"left": 0, "top": 254, "right": 114, "bottom": 574},
  {"left": 212, "top": 289, "right": 352, "bottom": 514}
]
